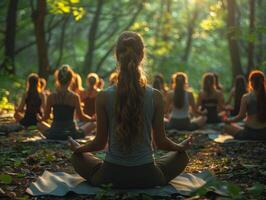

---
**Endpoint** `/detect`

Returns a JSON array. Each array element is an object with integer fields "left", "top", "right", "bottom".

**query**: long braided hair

[{"left": 115, "top": 31, "right": 147, "bottom": 152}]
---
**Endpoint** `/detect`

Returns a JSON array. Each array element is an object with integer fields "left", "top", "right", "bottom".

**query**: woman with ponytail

[
  {"left": 226, "top": 75, "right": 247, "bottom": 116},
  {"left": 166, "top": 72, "right": 206, "bottom": 131},
  {"left": 14, "top": 73, "right": 45, "bottom": 127},
  {"left": 152, "top": 73, "right": 168, "bottom": 113},
  {"left": 81, "top": 73, "right": 100, "bottom": 117},
  {"left": 37, "top": 65, "right": 94, "bottom": 140},
  {"left": 197, "top": 73, "right": 225, "bottom": 123},
  {"left": 68, "top": 31, "right": 192, "bottom": 188},
  {"left": 224, "top": 70, "right": 266, "bottom": 140}
]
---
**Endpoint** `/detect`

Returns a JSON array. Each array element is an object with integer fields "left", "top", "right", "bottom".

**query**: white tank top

[{"left": 170, "top": 91, "right": 190, "bottom": 119}]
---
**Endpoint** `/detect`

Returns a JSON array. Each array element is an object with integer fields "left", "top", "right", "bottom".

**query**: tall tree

[
  {"left": 226, "top": 0, "right": 243, "bottom": 78},
  {"left": 31, "top": 0, "right": 50, "bottom": 79},
  {"left": 83, "top": 0, "right": 104, "bottom": 74},
  {"left": 0, "top": 0, "right": 19, "bottom": 74},
  {"left": 182, "top": 8, "right": 199, "bottom": 63},
  {"left": 247, "top": 0, "right": 256, "bottom": 74}
]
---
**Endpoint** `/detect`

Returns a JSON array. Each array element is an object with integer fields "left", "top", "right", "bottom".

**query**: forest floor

[{"left": 0, "top": 112, "right": 265, "bottom": 200}]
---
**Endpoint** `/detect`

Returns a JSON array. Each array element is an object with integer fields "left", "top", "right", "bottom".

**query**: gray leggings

[{"left": 71, "top": 151, "right": 189, "bottom": 188}]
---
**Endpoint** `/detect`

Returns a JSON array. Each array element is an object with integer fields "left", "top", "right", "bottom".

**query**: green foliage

[
  {"left": 47, "top": 0, "right": 85, "bottom": 21},
  {"left": 0, "top": 174, "right": 12, "bottom": 184},
  {"left": 247, "top": 183, "right": 265, "bottom": 197}
]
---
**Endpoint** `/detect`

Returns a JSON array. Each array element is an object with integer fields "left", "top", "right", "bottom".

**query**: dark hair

[
  {"left": 234, "top": 75, "right": 247, "bottom": 114},
  {"left": 152, "top": 74, "right": 166, "bottom": 92},
  {"left": 248, "top": 70, "right": 266, "bottom": 122},
  {"left": 173, "top": 72, "right": 188, "bottom": 108},
  {"left": 87, "top": 73, "right": 99, "bottom": 88},
  {"left": 115, "top": 31, "right": 146, "bottom": 152},
  {"left": 213, "top": 73, "right": 223, "bottom": 90},
  {"left": 27, "top": 73, "right": 40, "bottom": 96},
  {"left": 55, "top": 65, "right": 74, "bottom": 87},
  {"left": 202, "top": 73, "right": 215, "bottom": 96}
]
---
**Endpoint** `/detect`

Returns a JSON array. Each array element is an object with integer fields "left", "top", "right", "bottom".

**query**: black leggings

[
  {"left": 235, "top": 126, "right": 266, "bottom": 140},
  {"left": 71, "top": 151, "right": 189, "bottom": 188}
]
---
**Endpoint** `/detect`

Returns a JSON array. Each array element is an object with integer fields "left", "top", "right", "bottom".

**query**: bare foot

[
  {"left": 68, "top": 136, "right": 81, "bottom": 152},
  {"left": 179, "top": 136, "right": 193, "bottom": 151}
]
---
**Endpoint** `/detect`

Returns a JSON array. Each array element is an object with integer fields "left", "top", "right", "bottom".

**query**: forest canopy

[{"left": 0, "top": 0, "right": 265, "bottom": 90}]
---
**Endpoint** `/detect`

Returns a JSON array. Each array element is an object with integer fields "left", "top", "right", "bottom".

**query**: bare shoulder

[
  {"left": 216, "top": 90, "right": 224, "bottom": 98},
  {"left": 153, "top": 89, "right": 164, "bottom": 106}
]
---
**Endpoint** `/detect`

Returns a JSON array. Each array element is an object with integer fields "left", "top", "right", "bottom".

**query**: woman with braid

[
  {"left": 224, "top": 70, "right": 266, "bottom": 140},
  {"left": 37, "top": 65, "right": 94, "bottom": 140},
  {"left": 68, "top": 31, "right": 192, "bottom": 188}
]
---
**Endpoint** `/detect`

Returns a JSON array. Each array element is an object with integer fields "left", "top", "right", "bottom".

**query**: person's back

[
  {"left": 245, "top": 91, "right": 266, "bottom": 129},
  {"left": 104, "top": 85, "right": 154, "bottom": 166},
  {"left": 14, "top": 73, "right": 44, "bottom": 127},
  {"left": 68, "top": 31, "right": 192, "bottom": 189},
  {"left": 198, "top": 73, "right": 224, "bottom": 123},
  {"left": 224, "top": 70, "right": 266, "bottom": 140},
  {"left": 37, "top": 65, "right": 93, "bottom": 140},
  {"left": 166, "top": 72, "right": 206, "bottom": 130},
  {"left": 82, "top": 73, "right": 99, "bottom": 117}
]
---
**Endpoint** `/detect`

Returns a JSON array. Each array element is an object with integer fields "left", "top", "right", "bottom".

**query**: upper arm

[
  {"left": 188, "top": 92, "right": 197, "bottom": 112},
  {"left": 43, "top": 95, "right": 52, "bottom": 120},
  {"left": 74, "top": 94, "right": 83, "bottom": 117},
  {"left": 196, "top": 91, "right": 202, "bottom": 107},
  {"left": 165, "top": 91, "right": 173, "bottom": 114},
  {"left": 94, "top": 91, "right": 108, "bottom": 148},
  {"left": 17, "top": 93, "right": 26, "bottom": 112},
  {"left": 237, "top": 95, "right": 247, "bottom": 119},
  {"left": 152, "top": 90, "right": 167, "bottom": 147},
  {"left": 40, "top": 93, "right": 46, "bottom": 111}
]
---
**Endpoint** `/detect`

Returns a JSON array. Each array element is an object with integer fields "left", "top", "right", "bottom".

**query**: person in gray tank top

[
  {"left": 165, "top": 72, "right": 207, "bottom": 131},
  {"left": 68, "top": 31, "right": 192, "bottom": 188},
  {"left": 224, "top": 70, "right": 266, "bottom": 140}
]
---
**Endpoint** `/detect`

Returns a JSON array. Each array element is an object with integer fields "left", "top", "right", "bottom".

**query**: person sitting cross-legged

[{"left": 68, "top": 31, "right": 192, "bottom": 188}]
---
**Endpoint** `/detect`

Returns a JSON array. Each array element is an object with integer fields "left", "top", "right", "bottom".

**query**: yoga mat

[
  {"left": 0, "top": 124, "right": 23, "bottom": 133},
  {"left": 167, "top": 129, "right": 220, "bottom": 135},
  {"left": 26, "top": 170, "right": 223, "bottom": 197},
  {"left": 208, "top": 133, "right": 258, "bottom": 143},
  {"left": 22, "top": 135, "right": 95, "bottom": 144}
]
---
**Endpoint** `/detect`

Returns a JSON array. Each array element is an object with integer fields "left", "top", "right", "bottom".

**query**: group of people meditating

[{"left": 12, "top": 31, "right": 266, "bottom": 188}]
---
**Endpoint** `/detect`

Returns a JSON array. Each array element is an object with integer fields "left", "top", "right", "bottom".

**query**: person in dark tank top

[
  {"left": 14, "top": 73, "right": 46, "bottom": 128},
  {"left": 37, "top": 65, "right": 95, "bottom": 140},
  {"left": 197, "top": 73, "right": 225, "bottom": 123},
  {"left": 224, "top": 70, "right": 266, "bottom": 140},
  {"left": 68, "top": 31, "right": 192, "bottom": 189},
  {"left": 226, "top": 75, "right": 247, "bottom": 116}
]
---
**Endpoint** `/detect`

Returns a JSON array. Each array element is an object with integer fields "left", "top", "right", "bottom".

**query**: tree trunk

[
  {"left": 95, "top": 3, "right": 143, "bottom": 73},
  {"left": 182, "top": 8, "right": 198, "bottom": 63},
  {"left": 226, "top": 0, "right": 243, "bottom": 78},
  {"left": 247, "top": 0, "right": 256, "bottom": 75},
  {"left": 0, "top": 0, "right": 18, "bottom": 74},
  {"left": 55, "top": 16, "right": 70, "bottom": 67},
  {"left": 32, "top": 0, "right": 50, "bottom": 80},
  {"left": 83, "top": 0, "right": 104, "bottom": 74}
]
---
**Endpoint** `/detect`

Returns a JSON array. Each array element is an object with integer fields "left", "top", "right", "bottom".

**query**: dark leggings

[
  {"left": 235, "top": 126, "right": 266, "bottom": 140},
  {"left": 71, "top": 151, "right": 189, "bottom": 188}
]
